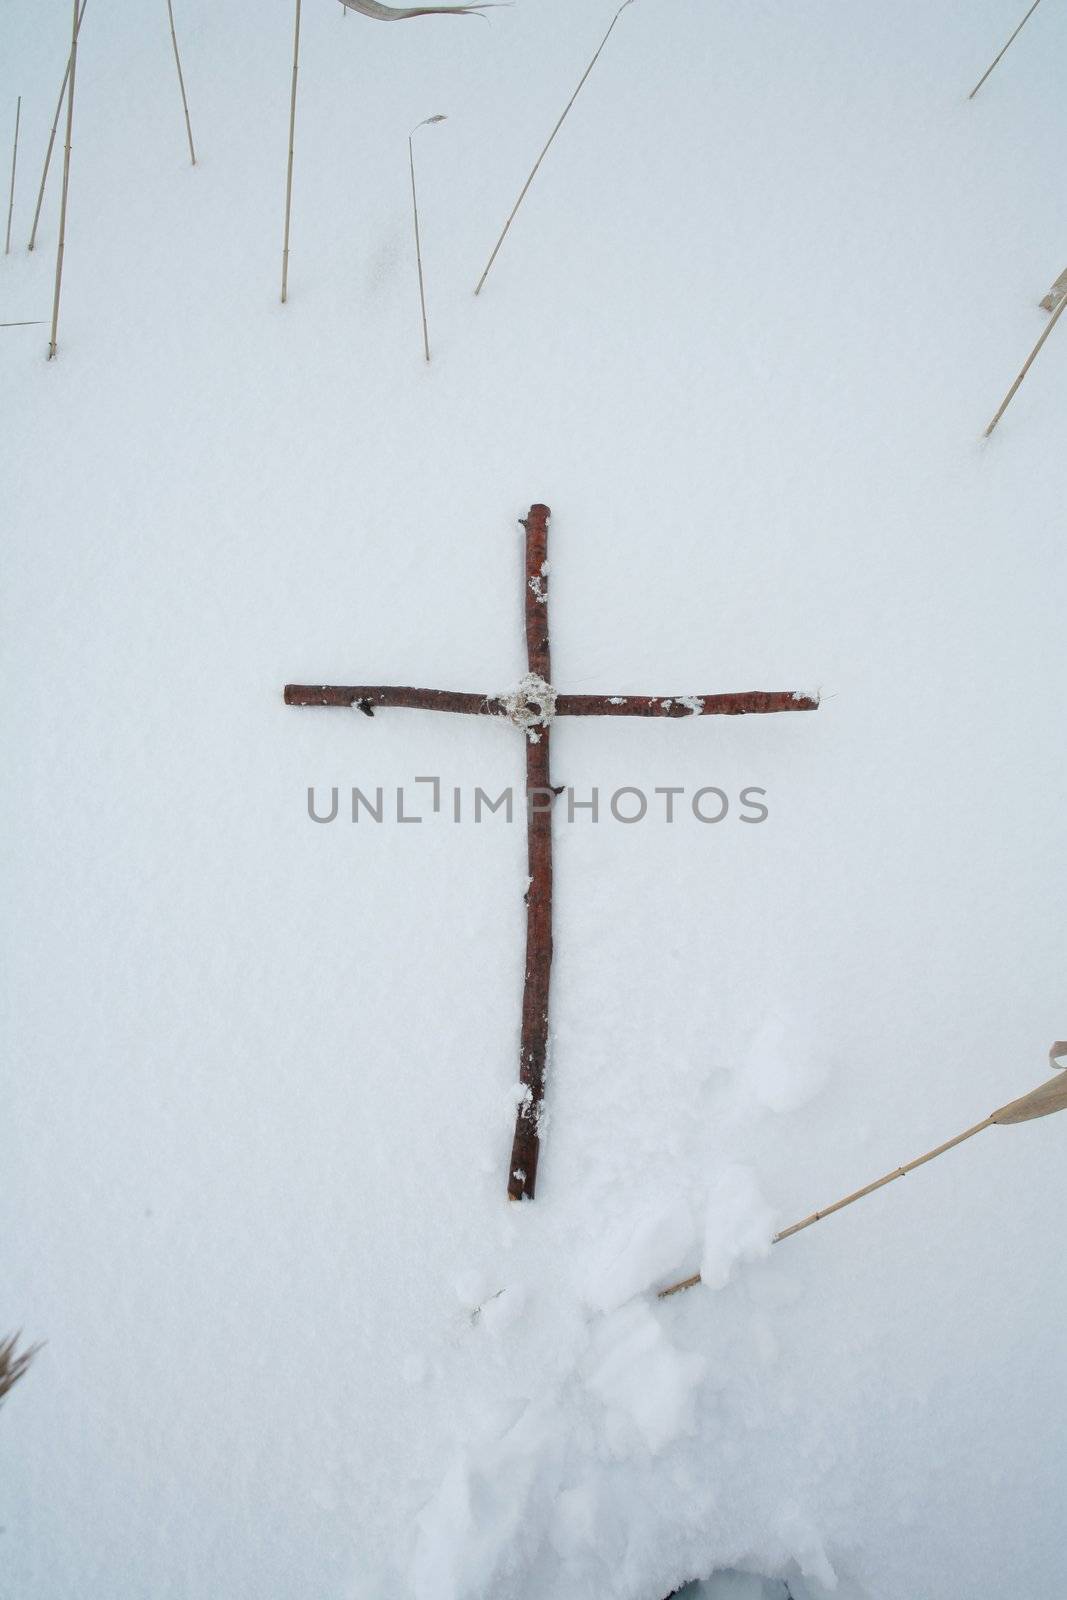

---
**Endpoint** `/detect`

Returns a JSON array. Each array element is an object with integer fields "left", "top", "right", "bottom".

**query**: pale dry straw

[
  {"left": 474, "top": 0, "right": 635, "bottom": 296},
  {"left": 166, "top": 0, "right": 197, "bottom": 166},
  {"left": 409, "top": 115, "right": 446, "bottom": 361},
  {"left": 985, "top": 291, "right": 1067, "bottom": 437},
  {"left": 28, "top": 0, "right": 87, "bottom": 253},
  {"left": 281, "top": 0, "right": 301, "bottom": 303},
  {"left": 660, "top": 1046, "right": 1067, "bottom": 1298},
  {"left": 48, "top": 0, "right": 81, "bottom": 359},
  {"left": 969, "top": 0, "right": 1044, "bottom": 99},
  {"left": 5, "top": 96, "right": 21, "bottom": 256}
]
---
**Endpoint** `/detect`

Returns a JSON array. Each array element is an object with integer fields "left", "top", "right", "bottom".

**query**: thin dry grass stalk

[
  {"left": 5, "top": 96, "right": 20, "bottom": 256},
  {"left": 0, "top": 1334, "right": 40, "bottom": 1405},
  {"left": 409, "top": 115, "right": 446, "bottom": 361},
  {"left": 281, "top": 0, "right": 301, "bottom": 304},
  {"left": 969, "top": 0, "right": 1043, "bottom": 99},
  {"left": 166, "top": 0, "right": 197, "bottom": 166},
  {"left": 28, "top": 0, "right": 87, "bottom": 253},
  {"left": 659, "top": 1048, "right": 1067, "bottom": 1299},
  {"left": 48, "top": 0, "right": 80, "bottom": 360},
  {"left": 985, "top": 290, "right": 1067, "bottom": 436},
  {"left": 474, "top": 0, "right": 635, "bottom": 296}
]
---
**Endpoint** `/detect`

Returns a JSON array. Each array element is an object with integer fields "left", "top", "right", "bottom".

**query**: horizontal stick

[
  {"left": 285, "top": 686, "right": 819, "bottom": 718},
  {"left": 284, "top": 684, "right": 499, "bottom": 714},
  {"left": 555, "top": 690, "right": 819, "bottom": 717}
]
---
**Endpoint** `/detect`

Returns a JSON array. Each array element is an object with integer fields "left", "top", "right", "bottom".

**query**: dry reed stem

[
  {"left": 281, "top": 0, "right": 301, "bottom": 303},
  {"left": 409, "top": 116, "right": 446, "bottom": 362},
  {"left": 985, "top": 290, "right": 1067, "bottom": 436},
  {"left": 658, "top": 1063, "right": 1067, "bottom": 1298},
  {"left": 474, "top": 0, "right": 634, "bottom": 295},
  {"left": 166, "top": 0, "right": 197, "bottom": 166},
  {"left": 48, "top": 0, "right": 80, "bottom": 359},
  {"left": 969, "top": 0, "right": 1043, "bottom": 98},
  {"left": 28, "top": 0, "right": 87, "bottom": 252},
  {"left": 5, "top": 96, "right": 20, "bottom": 255}
]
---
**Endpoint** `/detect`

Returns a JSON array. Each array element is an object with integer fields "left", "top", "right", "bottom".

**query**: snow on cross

[{"left": 285, "top": 504, "right": 820, "bottom": 1200}]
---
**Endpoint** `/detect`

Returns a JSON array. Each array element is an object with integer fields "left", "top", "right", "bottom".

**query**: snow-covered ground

[{"left": 3, "top": 2, "right": 1066, "bottom": 1596}]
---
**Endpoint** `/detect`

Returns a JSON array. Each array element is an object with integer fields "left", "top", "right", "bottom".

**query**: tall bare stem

[
  {"left": 48, "top": 0, "right": 80, "bottom": 360},
  {"left": 281, "top": 0, "right": 302, "bottom": 303},
  {"left": 5, "top": 97, "right": 20, "bottom": 256},
  {"left": 474, "top": 0, "right": 634, "bottom": 296},
  {"left": 166, "top": 0, "right": 197, "bottom": 165},
  {"left": 28, "top": 0, "right": 87, "bottom": 252}
]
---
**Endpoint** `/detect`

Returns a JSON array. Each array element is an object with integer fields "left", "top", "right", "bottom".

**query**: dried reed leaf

[
  {"left": 0, "top": 1334, "right": 40, "bottom": 1405},
  {"left": 339, "top": 0, "right": 504, "bottom": 18}
]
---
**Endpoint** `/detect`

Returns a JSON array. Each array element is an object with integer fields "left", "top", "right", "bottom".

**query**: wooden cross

[{"left": 285, "top": 504, "right": 819, "bottom": 1201}]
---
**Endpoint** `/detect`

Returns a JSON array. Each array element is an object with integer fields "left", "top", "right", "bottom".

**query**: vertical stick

[
  {"left": 281, "top": 0, "right": 301, "bottom": 303},
  {"left": 474, "top": 0, "right": 634, "bottom": 296},
  {"left": 166, "top": 0, "right": 197, "bottom": 166},
  {"left": 5, "top": 97, "right": 20, "bottom": 256},
  {"left": 28, "top": 0, "right": 87, "bottom": 252},
  {"left": 985, "top": 290, "right": 1067, "bottom": 436},
  {"left": 508, "top": 503, "right": 554, "bottom": 1201},
  {"left": 969, "top": 0, "right": 1043, "bottom": 99},
  {"left": 409, "top": 134, "right": 430, "bottom": 361},
  {"left": 48, "top": 0, "right": 80, "bottom": 360}
]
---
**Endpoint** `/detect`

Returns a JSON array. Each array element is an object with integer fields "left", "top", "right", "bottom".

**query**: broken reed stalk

[
  {"left": 5, "top": 97, "right": 20, "bottom": 256},
  {"left": 985, "top": 289, "right": 1067, "bottom": 436},
  {"left": 969, "top": 0, "right": 1043, "bottom": 99},
  {"left": 508, "top": 503, "right": 554, "bottom": 1202},
  {"left": 166, "top": 0, "right": 197, "bottom": 166},
  {"left": 409, "top": 116, "right": 446, "bottom": 362},
  {"left": 473, "top": 0, "right": 635, "bottom": 295},
  {"left": 281, "top": 0, "right": 301, "bottom": 303},
  {"left": 48, "top": 0, "right": 80, "bottom": 360},
  {"left": 659, "top": 1052, "right": 1067, "bottom": 1298},
  {"left": 28, "top": 0, "right": 87, "bottom": 253},
  {"left": 1039, "top": 266, "right": 1067, "bottom": 314},
  {"left": 0, "top": 1334, "right": 40, "bottom": 1405}
]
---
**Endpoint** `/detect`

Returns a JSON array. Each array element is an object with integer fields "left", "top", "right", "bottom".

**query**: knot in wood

[{"left": 502, "top": 672, "right": 556, "bottom": 731}]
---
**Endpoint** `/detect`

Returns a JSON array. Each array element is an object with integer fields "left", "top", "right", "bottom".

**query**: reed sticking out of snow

[
  {"left": 48, "top": 0, "right": 80, "bottom": 360},
  {"left": 281, "top": 0, "right": 301, "bottom": 303},
  {"left": 166, "top": 0, "right": 197, "bottom": 166},
  {"left": 0, "top": 1334, "right": 39, "bottom": 1406},
  {"left": 28, "top": 0, "right": 87, "bottom": 253},
  {"left": 659, "top": 1046, "right": 1067, "bottom": 1298},
  {"left": 968, "top": 0, "right": 1043, "bottom": 99},
  {"left": 409, "top": 115, "right": 446, "bottom": 361},
  {"left": 281, "top": 1, "right": 491, "bottom": 303},
  {"left": 985, "top": 291, "right": 1067, "bottom": 437},
  {"left": 5, "top": 97, "right": 20, "bottom": 256},
  {"left": 474, "top": 0, "right": 634, "bottom": 296}
]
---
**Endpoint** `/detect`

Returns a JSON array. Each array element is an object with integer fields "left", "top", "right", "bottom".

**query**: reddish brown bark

[
  {"left": 556, "top": 690, "right": 818, "bottom": 718},
  {"left": 508, "top": 504, "right": 554, "bottom": 1201},
  {"left": 284, "top": 685, "right": 499, "bottom": 715}
]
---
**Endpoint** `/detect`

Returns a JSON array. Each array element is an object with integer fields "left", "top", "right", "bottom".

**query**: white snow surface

[{"left": 3, "top": 1, "right": 1067, "bottom": 1597}]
